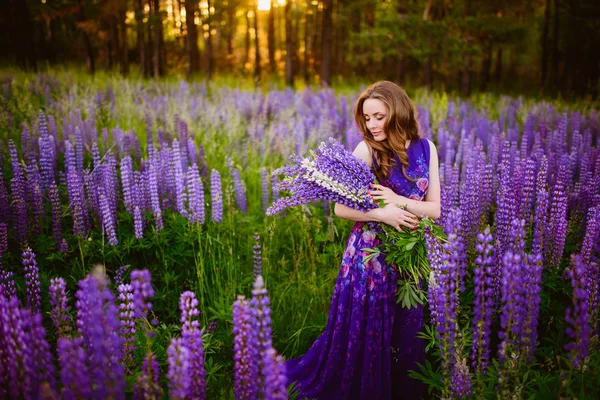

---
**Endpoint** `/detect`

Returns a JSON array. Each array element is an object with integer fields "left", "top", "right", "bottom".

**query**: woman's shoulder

[{"left": 352, "top": 141, "right": 373, "bottom": 167}]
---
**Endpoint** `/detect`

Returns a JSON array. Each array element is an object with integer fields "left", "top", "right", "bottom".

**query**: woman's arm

[
  {"left": 333, "top": 141, "right": 419, "bottom": 230},
  {"left": 369, "top": 140, "right": 441, "bottom": 220}
]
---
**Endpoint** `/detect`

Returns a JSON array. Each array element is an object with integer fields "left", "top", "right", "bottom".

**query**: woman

[{"left": 285, "top": 81, "right": 441, "bottom": 400}]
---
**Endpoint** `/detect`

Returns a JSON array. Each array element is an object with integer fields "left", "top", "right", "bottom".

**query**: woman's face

[{"left": 363, "top": 98, "right": 388, "bottom": 142}]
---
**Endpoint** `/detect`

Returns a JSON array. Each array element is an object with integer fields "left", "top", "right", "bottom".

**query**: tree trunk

[
  {"left": 460, "top": 54, "right": 471, "bottom": 97},
  {"left": 268, "top": 0, "right": 276, "bottom": 73},
  {"left": 320, "top": 0, "right": 334, "bottom": 86},
  {"left": 541, "top": 0, "right": 551, "bottom": 87},
  {"left": 78, "top": 0, "right": 95, "bottom": 74},
  {"left": 550, "top": 0, "right": 559, "bottom": 84},
  {"left": 303, "top": 8, "right": 310, "bottom": 83},
  {"left": 494, "top": 47, "right": 503, "bottom": 82},
  {"left": 185, "top": 0, "right": 199, "bottom": 76},
  {"left": 227, "top": 6, "right": 234, "bottom": 62},
  {"left": 253, "top": 4, "right": 261, "bottom": 85},
  {"left": 424, "top": 54, "right": 432, "bottom": 89},
  {"left": 136, "top": 0, "right": 146, "bottom": 77},
  {"left": 205, "top": 0, "right": 214, "bottom": 78},
  {"left": 395, "top": 55, "right": 404, "bottom": 85},
  {"left": 244, "top": 10, "right": 251, "bottom": 66},
  {"left": 480, "top": 44, "right": 492, "bottom": 91},
  {"left": 118, "top": 1, "right": 129, "bottom": 75},
  {"left": 285, "top": 0, "right": 295, "bottom": 86},
  {"left": 152, "top": 0, "right": 162, "bottom": 78}
]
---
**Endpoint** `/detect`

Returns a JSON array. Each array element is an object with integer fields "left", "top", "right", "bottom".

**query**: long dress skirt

[{"left": 285, "top": 222, "right": 425, "bottom": 400}]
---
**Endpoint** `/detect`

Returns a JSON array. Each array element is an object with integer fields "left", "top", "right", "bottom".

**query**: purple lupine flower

[
  {"left": 581, "top": 205, "right": 600, "bottom": 266},
  {"left": 64, "top": 140, "right": 76, "bottom": 173},
  {"left": 493, "top": 142, "right": 516, "bottom": 304},
  {"left": 179, "top": 291, "right": 206, "bottom": 399},
  {"left": 430, "top": 209, "right": 470, "bottom": 398},
  {"left": 131, "top": 269, "right": 155, "bottom": 319},
  {"left": 548, "top": 158, "right": 569, "bottom": 267},
  {"left": 114, "top": 264, "right": 130, "bottom": 287},
  {"left": 426, "top": 227, "right": 445, "bottom": 328},
  {"left": 564, "top": 254, "right": 592, "bottom": 369},
  {"left": 105, "top": 153, "right": 119, "bottom": 220},
  {"left": 211, "top": 169, "right": 223, "bottom": 223},
  {"left": 0, "top": 266, "right": 17, "bottom": 299},
  {"left": 519, "top": 158, "right": 536, "bottom": 224},
  {"left": 187, "top": 138, "right": 198, "bottom": 167},
  {"left": 232, "top": 168, "right": 248, "bottom": 215},
  {"left": 75, "top": 127, "right": 84, "bottom": 173},
  {"left": 66, "top": 168, "right": 89, "bottom": 238},
  {"left": 187, "top": 164, "right": 205, "bottom": 224},
  {"left": 99, "top": 185, "right": 118, "bottom": 246},
  {"left": 134, "top": 352, "right": 162, "bottom": 399},
  {"left": 121, "top": 156, "right": 134, "bottom": 214},
  {"left": 58, "top": 336, "right": 92, "bottom": 399},
  {"left": 459, "top": 162, "right": 480, "bottom": 250},
  {"left": 49, "top": 277, "right": 72, "bottom": 338},
  {"left": 28, "top": 311, "right": 58, "bottom": 393},
  {"left": 0, "top": 293, "right": 25, "bottom": 397},
  {"left": 251, "top": 275, "right": 274, "bottom": 396},
  {"left": 271, "top": 172, "right": 280, "bottom": 204},
  {"left": 134, "top": 205, "right": 144, "bottom": 239},
  {"left": 0, "top": 293, "right": 57, "bottom": 398},
  {"left": 522, "top": 251, "right": 543, "bottom": 359},
  {"left": 252, "top": 275, "right": 273, "bottom": 354},
  {"left": 75, "top": 271, "right": 125, "bottom": 398},
  {"left": 25, "top": 160, "right": 45, "bottom": 236},
  {"left": 233, "top": 295, "right": 259, "bottom": 400},
  {"left": 479, "top": 163, "right": 493, "bottom": 219},
  {"left": 9, "top": 140, "right": 29, "bottom": 243},
  {"left": 267, "top": 139, "right": 376, "bottom": 215},
  {"left": 117, "top": 283, "right": 136, "bottom": 370},
  {"left": 207, "top": 319, "right": 218, "bottom": 334},
  {"left": 172, "top": 140, "right": 188, "bottom": 217},
  {"left": 262, "top": 168, "right": 270, "bottom": 213},
  {"left": 450, "top": 357, "right": 471, "bottom": 398},
  {"left": 22, "top": 247, "right": 41, "bottom": 312},
  {"left": 148, "top": 160, "right": 163, "bottom": 231},
  {"left": 38, "top": 110, "right": 56, "bottom": 191},
  {"left": 532, "top": 155, "right": 549, "bottom": 258},
  {"left": 48, "top": 181, "right": 64, "bottom": 250},
  {"left": 471, "top": 227, "right": 494, "bottom": 373},
  {"left": 498, "top": 219, "right": 527, "bottom": 364},
  {"left": 253, "top": 234, "right": 262, "bottom": 278},
  {"left": 437, "top": 209, "right": 461, "bottom": 353},
  {"left": 263, "top": 347, "right": 288, "bottom": 400},
  {"left": 167, "top": 338, "right": 191, "bottom": 399}
]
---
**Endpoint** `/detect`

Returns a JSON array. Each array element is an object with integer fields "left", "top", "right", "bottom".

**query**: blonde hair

[{"left": 353, "top": 81, "right": 420, "bottom": 182}]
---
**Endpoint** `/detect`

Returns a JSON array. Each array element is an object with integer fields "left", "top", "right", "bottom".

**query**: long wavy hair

[{"left": 354, "top": 81, "right": 420, "bottom": 182}]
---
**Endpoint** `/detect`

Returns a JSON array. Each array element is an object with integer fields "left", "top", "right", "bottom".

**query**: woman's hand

[
  {"left": 374, "top": 204, "right": 419, "bottom": 231},
  {"left": 369, "top": 184, "right": 402, "bottom": 206}
]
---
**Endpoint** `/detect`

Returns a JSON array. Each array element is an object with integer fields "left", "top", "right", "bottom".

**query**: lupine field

[{"left": 0, "top": 71, "right": 599, "bottom": 399}]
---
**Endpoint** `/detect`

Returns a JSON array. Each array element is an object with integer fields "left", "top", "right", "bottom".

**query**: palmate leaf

[{"left": 361, "top": 212, "right": 447, "bottom": 308}]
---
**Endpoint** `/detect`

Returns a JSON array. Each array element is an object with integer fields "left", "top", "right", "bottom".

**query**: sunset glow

[{"left": 258, "top": 0, "right": 286, "bottom": 11}]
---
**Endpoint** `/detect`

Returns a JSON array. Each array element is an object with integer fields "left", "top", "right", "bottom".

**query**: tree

[
  {"left": 320, "top": 0, "right": 334, "bottom": 86},
  {"left": 285, "top": 0, "right": 295, "bottom": 86},
  {"left": 185, "top": 0, "right": 200, "bottom": 76},
  {"left": 268, "top": 0, "right": 276, "bottom": 73}
]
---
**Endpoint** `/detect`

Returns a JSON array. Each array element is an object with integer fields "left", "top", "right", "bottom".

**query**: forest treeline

[{"left": 1, "top": 0, "right": 599, "bottom": 98}]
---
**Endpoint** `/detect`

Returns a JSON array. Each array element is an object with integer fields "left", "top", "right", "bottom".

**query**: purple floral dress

[{"left": 285, "top": 138, "right": 431, "bottom": 400}]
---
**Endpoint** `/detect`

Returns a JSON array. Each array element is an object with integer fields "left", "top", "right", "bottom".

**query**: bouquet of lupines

[{"left": 267, "top": 138, "right": 446, "bottom": 308}]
